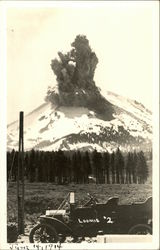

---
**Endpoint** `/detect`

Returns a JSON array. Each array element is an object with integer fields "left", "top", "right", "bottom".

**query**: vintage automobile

[{"left": 29, "top": 192, "right": 152, "bottom": 243}]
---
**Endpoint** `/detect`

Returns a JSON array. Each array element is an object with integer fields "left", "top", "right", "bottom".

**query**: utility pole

[{"left": 17, "top": 111, "right": 24, "bottom": 234}]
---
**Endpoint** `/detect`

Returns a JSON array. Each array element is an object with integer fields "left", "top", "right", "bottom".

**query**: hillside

[{"left": 7, "top": 91, "right": 152, "bottom": 152}]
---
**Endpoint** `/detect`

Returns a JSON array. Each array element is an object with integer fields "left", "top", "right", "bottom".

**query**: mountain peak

[{"left": 7, "top": 91, "right": 152, "bottom": 152}]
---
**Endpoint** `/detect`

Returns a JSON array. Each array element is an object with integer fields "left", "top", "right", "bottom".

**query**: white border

[
  {"left": 0, "top": 1, "right": 7, "bottom": 249},
  {"left": 152, "top": 0, "right": 159, "bottom": 248},
  {"left": 0, "top": 1, "right": 159, "bottom": 249}
]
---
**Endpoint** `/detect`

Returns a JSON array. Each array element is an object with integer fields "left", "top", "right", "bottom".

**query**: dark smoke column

[{"left": 46, "top": 35, "right": 113, "bottom": 120}]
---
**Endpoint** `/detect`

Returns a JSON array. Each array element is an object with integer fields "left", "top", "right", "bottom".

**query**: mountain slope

[{"left": 7, "top": 92, "right": 152, "bottom": 152}]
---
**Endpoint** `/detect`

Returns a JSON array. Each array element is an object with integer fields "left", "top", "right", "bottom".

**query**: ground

[{"left": 7, "top": 182, "right": 152, "bottom": 243}]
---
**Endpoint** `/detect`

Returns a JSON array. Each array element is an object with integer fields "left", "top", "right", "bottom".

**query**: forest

[{"left": 7, "top": 148, "right": 150, "bottom": 185}]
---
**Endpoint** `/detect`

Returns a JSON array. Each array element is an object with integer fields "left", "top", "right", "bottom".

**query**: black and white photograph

[{"left": 0, "top": 1, "right": 159, "bottom": 249}]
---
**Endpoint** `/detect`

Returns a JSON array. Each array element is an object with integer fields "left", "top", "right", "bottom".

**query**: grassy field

[
  {"left": 7, "top": 159, "right": 152, "bottom": 228},
  {"left": 7, "top": 182, "right": 152, "bottom": 227}
]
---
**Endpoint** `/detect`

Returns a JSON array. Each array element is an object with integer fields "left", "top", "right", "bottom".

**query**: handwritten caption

[{"left": 9, "top": 243, "right": 62, "bottom": 250}]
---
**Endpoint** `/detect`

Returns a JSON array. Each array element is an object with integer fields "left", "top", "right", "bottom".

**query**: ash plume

[{"left": 45, "top": 35, "right": 114, "bottom": 120}]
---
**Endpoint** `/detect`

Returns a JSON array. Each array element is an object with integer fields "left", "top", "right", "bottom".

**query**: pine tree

[
  {"left": 137, "top": 151, "right": 149, "bottom": 184},
  {"left": 115, "top": 148, "right": 120, "bottom": 183},
  {"left": 28, "top": 149, "right": 36, "bottom": 182},
  {"left": 61, "top": 153, "right": 69, "bottom": 184},
  {"left": 132, "top": 151, "right": 138, "bottom": 183},
  {"left": 65, "top": 153, "right": 74, "bottom": 183},
  {"left": 76, "top": 151, "right": 83, "bottom": 183},
  {"left": 50, "top": 151, "right": 56, "bottom": 182},
  {"left": 110, "top": 152, "right": 115, "bottom": 184},
  {"left": 115, "top": 148, "right": 125, "bottom": 184},
  {"left": 72, "top": 151, "right": 78, "bottom": 183},
  {"left": 24, "top": 152, "right": 29, "bottom": 180},
  {"left": 126, "top": 152, "right": 132, "bottom": 184},
  {"left": 37, "top": 151, "right": 44, "bottom": 182},
  {"left": 92, "top": 150, "right": 103, "bottom": 184},
  {"left": 81, "top": 151, "right": 92, "bottom": 183},
  {"left": 103, "top": 151, "right": 110, "bottom": 184},
  {"left": 34, "top": 151, "right": 39, "bottom": 182},
  {"left": 55, "top": 150, "right": 66, "bottom": 184},
  {"left": 7, "top": 151, "right": 11, "bottom": 181}
]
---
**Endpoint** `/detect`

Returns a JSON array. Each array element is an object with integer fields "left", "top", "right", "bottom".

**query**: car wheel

[
  {"left": 128, "top": 224, "right": 152, "bottom": 235},
  {"left": 29, "top": 223, "right": 59, "bottom": 243}
]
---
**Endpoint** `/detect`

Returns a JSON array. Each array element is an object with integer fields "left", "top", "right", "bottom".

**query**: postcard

[{"left": 0, "top": 1, "right": 159, "bottom": 250}]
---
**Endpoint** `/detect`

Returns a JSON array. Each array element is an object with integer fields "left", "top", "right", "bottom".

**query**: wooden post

[{"left": 17, "top": 111, "right": 24, "bottom": 234}]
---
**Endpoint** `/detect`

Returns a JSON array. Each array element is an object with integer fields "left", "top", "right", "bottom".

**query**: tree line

[{"left": 7, "top": 148, "right": 150, "bottom": 184}]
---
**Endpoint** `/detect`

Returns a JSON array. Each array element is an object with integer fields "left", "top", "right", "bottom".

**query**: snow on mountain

[
  {"left": 104, "top": 91, "right": 152, "bottom": 125},
  {"left": 7, "top": 92, "right": 152, "bottom": 152}
]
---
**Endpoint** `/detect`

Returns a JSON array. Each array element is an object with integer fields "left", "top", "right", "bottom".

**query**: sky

[{"left": 6, "top": 1, "right": 158, "bottom": 124}]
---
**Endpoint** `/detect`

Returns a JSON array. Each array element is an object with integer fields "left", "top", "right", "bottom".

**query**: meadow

[{"left": 8, "top": 182, "right": 152, "bottom": 226}]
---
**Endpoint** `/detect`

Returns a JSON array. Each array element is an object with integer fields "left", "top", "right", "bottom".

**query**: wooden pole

[
  {"left": 17, "top": 114, "right": 20, "bottom": 233},
  {"left": 21, "top": 111, "right": 24, "bottom": 234},
  {"left": 17, "top": 111, "right": 24, "bottom": 234}
]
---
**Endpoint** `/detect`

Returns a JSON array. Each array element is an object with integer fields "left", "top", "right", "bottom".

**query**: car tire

[
  {"left": 29, "top": 223, "right": 59, "bottom": 243},
  {"left": 128, "top": 224, "right": 152, "bottom": 235}
]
